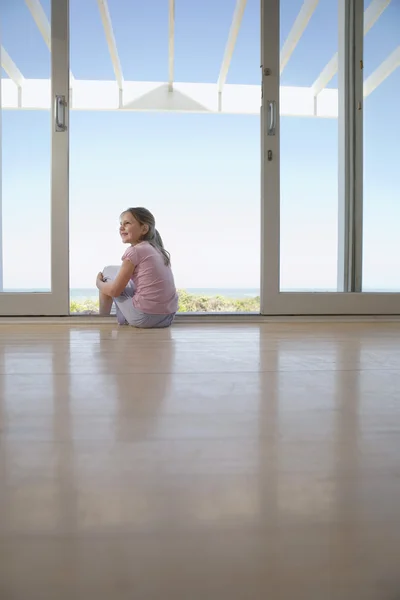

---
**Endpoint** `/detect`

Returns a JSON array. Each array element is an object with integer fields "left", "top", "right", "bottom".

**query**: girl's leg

[
  {"left": 99, "top": 265, "right": 120, "bottom": 316},
  {"left": 119, "top": 309, "right": 176, "bottom": 328},
  {"left": 101, "top": 265, "right": 135, "bottom": 324},
  {"left": 99, "top": 292, "right": 113, "bottom": 316},
  {"left": 132, "top": 312, "right": 176, "bottom": 329},
  {"left": 115, "top": 304, "right": 129, "bottom": 325}
]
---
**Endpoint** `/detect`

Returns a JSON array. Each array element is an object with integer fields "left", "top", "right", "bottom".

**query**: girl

[{"left": 96, "top": 207, "right": 178, "bottom": 328}]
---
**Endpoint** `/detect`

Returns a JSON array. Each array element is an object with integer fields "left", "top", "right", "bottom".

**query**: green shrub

[
  {"left": 70, "top": 299, "right": 100, "bottom": 313},
  {"left": 176, "top": 290, "right": 259, "bottom": 312},
  {"left": 70, "top": 290, "right": 260, "bottom": 314}
]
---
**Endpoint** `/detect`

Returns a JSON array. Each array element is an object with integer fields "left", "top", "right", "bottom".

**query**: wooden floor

[{"left": 1, "top": 321, "right": 400, "bottom": 599}]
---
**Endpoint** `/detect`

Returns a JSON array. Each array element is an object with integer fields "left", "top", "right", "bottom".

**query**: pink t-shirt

[{"left": 122, "top": 242, "right": 178, "bottom": 315}]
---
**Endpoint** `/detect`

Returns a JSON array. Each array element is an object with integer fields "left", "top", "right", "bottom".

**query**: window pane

[
  {"left": 362, "top": 1, "right": 400, "bottom": 291},
  {"left": 1, "top": 0, "right": 51, "bottom": 293},
  {"left": 279, "top": 0, "right": 339, "bottom": 292},
  {"left": 69, "top": 113, "right": 260, "bottom": 313}
]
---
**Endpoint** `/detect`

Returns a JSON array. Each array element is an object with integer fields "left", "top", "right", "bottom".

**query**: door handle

[
  {"left": 55, "top": 95, "right": 67, "bottom": 132},
  {"left": 267, "top": 100, "right": 276, "bottom": 136}
]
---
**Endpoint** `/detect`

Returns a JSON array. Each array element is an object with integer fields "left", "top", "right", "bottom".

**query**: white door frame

[
  {"left": 260, "top": 0, "right": 400, "bottom": 315},
  {"left": 0, "top": 0, "right": 69, "bottom": 316}
]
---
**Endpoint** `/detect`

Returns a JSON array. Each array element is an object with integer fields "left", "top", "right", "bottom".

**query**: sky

[{"left": 0, "top": 0, "right": 399, "bottom": 293}]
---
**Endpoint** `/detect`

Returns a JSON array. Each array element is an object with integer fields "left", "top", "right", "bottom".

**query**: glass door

[
  {"left": 261, "top": 0, "right": 400, "bottom": 315},
  {"left": 362, "top": 0, "right": 400, "bottom": 292},
  {"left": 0, "top": 0, "right": 69, "bottom": 315},
  {"left": 68, "top": 0, "right": 261, "bottom": 316}
]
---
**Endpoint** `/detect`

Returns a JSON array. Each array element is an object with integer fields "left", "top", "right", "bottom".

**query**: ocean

[
  {"left": 4, "top": 287, "right": 399, "bottom": 300},
  {"left": 70, "top": 288, "right": 260, "bottom": 302}
]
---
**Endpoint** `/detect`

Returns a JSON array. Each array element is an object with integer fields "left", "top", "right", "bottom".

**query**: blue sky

[{"left": 1, "top": 0, "right": 399, "bottom": 291}]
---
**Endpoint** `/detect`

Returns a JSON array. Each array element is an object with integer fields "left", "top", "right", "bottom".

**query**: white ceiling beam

[
  {"left": 168, "top": 0, "right": 175, "bottom": 91},
  {"left": 96, "top": 0, "right": 123, "bottom": 91},
  {"left": 217, "top": 0, "right": 247, "bottom": 94},
  {"left": 364, "top": 45, "right": 400, "bottom": 97},
  {"left": 1, "top": 46, "right": 25, "bottom": 87},
  {"left": 312, "top": 0, "right": 392, "bottom": 96},
  {"left": 280, "top": 0, "right": 320, "bottom": 75},
  {"left": 24, "top": 0, "right": 75, "bottom": 83}
]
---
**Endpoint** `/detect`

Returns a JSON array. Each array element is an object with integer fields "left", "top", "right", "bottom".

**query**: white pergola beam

[
  {"left": 311, "top": 53, "right": 337, "bottom": 97},
  {"left": 217, "top": 0, "right": 247, "bottom": 94},
  {"left": 25, "top": 0, "right": 51, "bottom": 50},
  {"left": 24, "top": 0, "right": 75, "bottom": 83},
  {"left": 0, "top": 79, "right": 339, "bottom": 118},
  {"left": 3, "top": 65, "right": 397, "bottom": 114},
  {"left": 363, "top": 0, "right": 392, "bottom": 34},
  {"left": 312, "top": 0, "right": 391, "bottom": 96},
  {"left": 1, "top": 47, "right": 25, "bottom": 88},
  {"left": 168, "top": 0, "right": 175, "bottom": 91},
  {"left": 280, "top": 0, "right": 320, "bottom": 75},
  {"left": 96, "top": 0, "right": 123, "bottom": 91},
  {"left": 364, "top": 45, "right": 400, "bottom": 97}
]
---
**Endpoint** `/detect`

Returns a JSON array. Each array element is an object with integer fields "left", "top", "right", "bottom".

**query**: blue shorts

[{"left": 103, "top": 265, "right": 176, "bottom": 329}]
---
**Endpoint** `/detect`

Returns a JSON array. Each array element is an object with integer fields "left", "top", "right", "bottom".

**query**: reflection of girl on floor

[{"left": 96, "top": 207, "right": 178, "bottom": 328}]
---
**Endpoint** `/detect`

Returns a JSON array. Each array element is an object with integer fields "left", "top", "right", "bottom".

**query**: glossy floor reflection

[{"left": 1, "top": 322, "right": 400, "bottom": 599}]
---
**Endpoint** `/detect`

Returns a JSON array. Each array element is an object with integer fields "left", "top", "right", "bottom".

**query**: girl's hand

[{"left": 96, "top": 272, "right": 104, "bottom": 284}]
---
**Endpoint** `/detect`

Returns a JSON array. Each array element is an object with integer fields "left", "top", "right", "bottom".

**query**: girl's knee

[
  {"left": 102, "top": 265, "right": 119, "bottom": 280},
  {"left": 103, "top": 265, "right": 115, "bottom": 274}
]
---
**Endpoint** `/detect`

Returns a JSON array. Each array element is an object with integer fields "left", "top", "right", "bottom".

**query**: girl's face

[{"left": 119, "top": 212, "right": 148, "bottom": 245}]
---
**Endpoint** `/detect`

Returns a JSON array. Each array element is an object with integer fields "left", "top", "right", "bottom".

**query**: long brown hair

[{"left": 122, "top": 207, "right": 171, "bottom": 266}]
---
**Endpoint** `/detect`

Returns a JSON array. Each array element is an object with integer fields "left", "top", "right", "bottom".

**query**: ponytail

[{"left": 149, "top": 229, "right": 171, "bottom": 266}]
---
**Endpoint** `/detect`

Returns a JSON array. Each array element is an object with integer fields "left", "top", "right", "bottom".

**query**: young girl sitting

[{"left": 96, "top": 207, "right": 178, "bottom": 328}]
